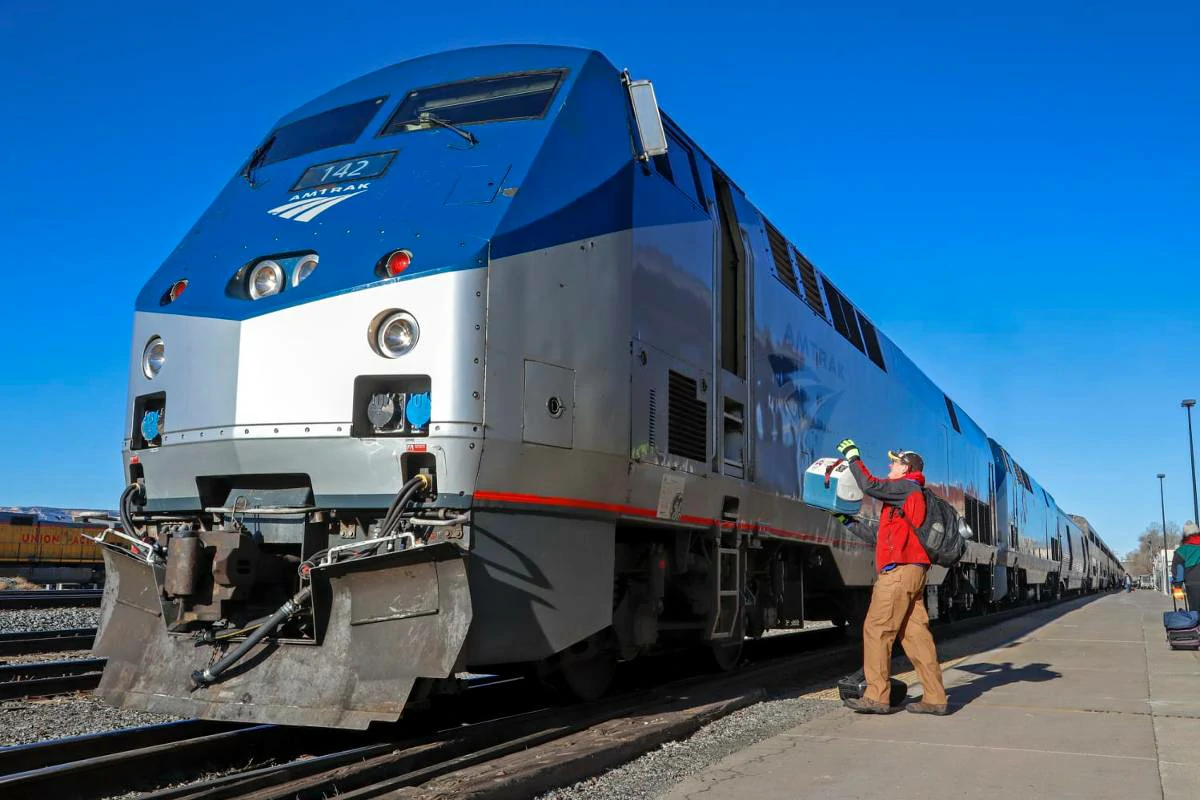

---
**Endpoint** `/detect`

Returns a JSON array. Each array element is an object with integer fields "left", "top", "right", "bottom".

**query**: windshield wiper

[
  {"left": 241, "top": 135, "right": 276, "bottom": 187},
  {"left": 417, "top": 112, "right": 478, "bottom": 145}
]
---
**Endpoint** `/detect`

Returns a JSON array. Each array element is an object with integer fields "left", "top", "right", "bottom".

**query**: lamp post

[
  {"left": 1158, "top": 473, "right": 1169, "bottom": 595},
  {"left": 1183, "top": 400, "right": 1199, "bottom": 525}
]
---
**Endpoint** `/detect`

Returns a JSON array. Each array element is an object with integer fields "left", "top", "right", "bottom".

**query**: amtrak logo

[{"left": 268, "top": 183, "right": 370, "bottom": 222}]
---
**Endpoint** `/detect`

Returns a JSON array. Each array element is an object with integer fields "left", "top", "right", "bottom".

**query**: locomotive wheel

[
  {"left": 539, "top": 631, "right": 617, "bottom": 702},
  {"left": 708, "top": 638, "right": 744, "bottom": 672}
]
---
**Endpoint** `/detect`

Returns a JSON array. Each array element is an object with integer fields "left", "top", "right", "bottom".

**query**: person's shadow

[{"left": 939, "top": 661, "right": 1061, "bottom": 714}]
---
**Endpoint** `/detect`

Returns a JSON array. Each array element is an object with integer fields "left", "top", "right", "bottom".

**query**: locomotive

[{"left": 92, "top": 45, "right": 1123, "bottom": 728}]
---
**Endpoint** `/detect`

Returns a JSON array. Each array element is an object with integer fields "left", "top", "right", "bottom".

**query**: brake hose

[{"left": 190, "top": 586, "right": 312, "bottom": 688}]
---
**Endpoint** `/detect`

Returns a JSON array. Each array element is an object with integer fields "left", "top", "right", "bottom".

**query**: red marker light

[
  {"left": 160, "top": 278, "right": 189, "bottom": 306},
  {"left": 384, "top": 249, "right": 412, "bottom": 277},
  {"left": 129, "top": 455, "right": 140, "bottom": 464}
]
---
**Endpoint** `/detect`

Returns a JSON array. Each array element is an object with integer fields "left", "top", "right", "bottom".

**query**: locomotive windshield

[
  {"left": 380, "top": 70, "right": 564, "bottom": 135},
  {"left": 258, "top": 96, "right": 388, "bottom": 167}
]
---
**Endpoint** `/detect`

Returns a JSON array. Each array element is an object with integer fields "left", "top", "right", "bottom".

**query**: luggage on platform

[
  {"left": 837, "top": 668, "right": 908, "bottom": 707},
  {"left": 803, "top": 458, "right": 864, "bottom": 515},
  {"left": 1163, "top": 609, "right": 1200, "bottom": 630},
  {"left": 1163, "top": 589, "right": 1200, "bottom": 651}
]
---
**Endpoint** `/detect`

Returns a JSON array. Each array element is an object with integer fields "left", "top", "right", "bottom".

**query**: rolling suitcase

[
  {"left": 837, "top": 668, "right": 908, "bottom": 707},
  {"left": 1163, "top": 587, "right": 1200, "bottom": 651}
]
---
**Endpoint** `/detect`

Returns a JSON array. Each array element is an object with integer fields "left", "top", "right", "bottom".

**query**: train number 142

[
  {"left": 293, "top": 151, "right": 398, "bottom": 191},
  {"left": 321, "top": 160, "right": 370, "bottom": 182}
]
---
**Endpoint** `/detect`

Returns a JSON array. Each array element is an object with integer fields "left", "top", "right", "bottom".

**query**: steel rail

[
  {"left": 0, "top": 720, "right": 240, "bottom": 775},
  {"left": 0, "top": 723, "right": 279, "bottom": 796},
  {"left": 0, "top": 657, "right": 106, "bottom": 700},
  {"left": 0, "top": 628, "right": 97, "bottom": 657},
  {"left": 0, "top": 589, "right": 103, "bottom": 609}
]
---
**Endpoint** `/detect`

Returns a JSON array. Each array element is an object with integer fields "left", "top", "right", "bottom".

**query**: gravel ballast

[
  {"left": 0, "top": 605, "right": 182, "bottom": 747},
  {"left": 0, "top": 606, "right": 100, "bottom": 633},
  {"left": 537, "top": 692, "right": 839, "bottom": 800},
  {"left": 0, "top": 695, "right": 180, "bottom": 747}
]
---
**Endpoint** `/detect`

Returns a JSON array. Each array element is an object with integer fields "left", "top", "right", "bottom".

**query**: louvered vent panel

[
  {"left": 978, "top": 501, "right": 993, "bottom": 545},
  {"left": 668, "top": 371, "right": 707, "bottom": 462},
  {"left": 792, "top": 247, "right": 826, "bottom": 317},
  {"left": 647, "top": 388, "right": 657, "bottom": 449},
  {"left": 764, "top": 221, "right": 800, "bottom": 296}
]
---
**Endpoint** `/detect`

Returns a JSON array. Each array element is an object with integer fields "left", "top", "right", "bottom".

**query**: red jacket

[{"left": 849, "top": 460, "right": 931, "bottom": 572}]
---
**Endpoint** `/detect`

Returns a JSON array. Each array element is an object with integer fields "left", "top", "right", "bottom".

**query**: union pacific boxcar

[{"left": 0, "top": 508, "right": 106, "bottom": 583}]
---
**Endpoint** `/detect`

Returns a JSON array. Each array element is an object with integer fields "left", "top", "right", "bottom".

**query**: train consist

[
  {"left": 0, "top": 508, "right": 106, "bottom": 584},
  {"left": 91, "top": 45, "right": 1123, "bottom": 728}
]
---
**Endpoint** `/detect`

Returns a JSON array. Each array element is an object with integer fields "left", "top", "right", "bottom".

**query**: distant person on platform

[
  {"left": 1171, "top": 521, "right": 1200, "bottom": 610},
  {"left": 833, "top": 440, "right": 949, "bottom": 715}
]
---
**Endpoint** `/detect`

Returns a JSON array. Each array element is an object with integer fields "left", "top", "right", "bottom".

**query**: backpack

[{"left": 894, "top": 488, "right": 969, "bottom": 568}]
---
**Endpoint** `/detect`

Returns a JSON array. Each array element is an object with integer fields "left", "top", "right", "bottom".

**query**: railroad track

[
  {"left": 0, "top": 675, "right": 678, "bottom": 800},
  {"left": 0, "top": 594, "right": 1104, "bottom": 799},
  {"left": 0, "top": 658, "right": 105, "bottom": 701},
  {"left": 0, "top": 589, "right": 102, "bottom": 609},
  {"left": 0, "top": 626, "right": 851, "bottom": 799},
  {"left": 0, "top": 628, "right": 97, "bottom": 657}
]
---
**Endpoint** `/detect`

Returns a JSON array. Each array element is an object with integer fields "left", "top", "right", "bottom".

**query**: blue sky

[{"left": 0, "top": 1, "right": 1196, "bottom": 557}]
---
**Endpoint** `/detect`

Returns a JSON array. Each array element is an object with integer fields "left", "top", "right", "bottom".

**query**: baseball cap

[{"left": 888, "top": 449, "right": 925, "bottom": 473}]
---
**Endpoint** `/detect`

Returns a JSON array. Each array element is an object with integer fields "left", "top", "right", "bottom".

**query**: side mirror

[{"left": 623, "top": 72, "right": 668, "bottom": 160}]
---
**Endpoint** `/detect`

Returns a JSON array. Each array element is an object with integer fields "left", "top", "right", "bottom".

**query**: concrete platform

[{"left": 664, "top": 591, "right": 1200, "bottom": 800}]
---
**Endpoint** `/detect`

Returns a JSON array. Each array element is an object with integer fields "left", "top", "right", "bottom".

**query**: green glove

[
  {"left": 832, "top": 512, "right": 855, "bottom": 526},
  {"left": 836, "top": 438, "right": 861, "bottom": 462}
]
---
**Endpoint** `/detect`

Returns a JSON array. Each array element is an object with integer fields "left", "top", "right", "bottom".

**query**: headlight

[
  {"left": 292, "top": 254, "right": 319, "bottom": 286},
  {"left": 375, "top": 311, "right": 419, "bottom": 358},
  {"left": 248, "top": 260, "right": 284, "bottom": 299},
  {"left": 142, "top": 336, "right": 165, "bottom": 379}
]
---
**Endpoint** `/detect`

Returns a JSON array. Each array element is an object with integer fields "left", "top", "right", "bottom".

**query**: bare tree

[
  {"left": 1124, "top": 549, "right": 1154, "bottom": 576},
  {"left": 1124, "top": 521, "right": 1182, "bottom": 576}
]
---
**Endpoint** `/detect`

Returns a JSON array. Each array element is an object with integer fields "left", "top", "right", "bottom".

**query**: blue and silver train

[{"left": 93, "top": 45, "right": 1123, "bottom": 728}]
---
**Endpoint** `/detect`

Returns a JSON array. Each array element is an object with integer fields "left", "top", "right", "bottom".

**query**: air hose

[
  {"left": 117, "top": 482, "right": 167, "bottom": 559},
  {"left": 378, "top": 474, "right": 432, "bottom": 539},
  {"left": 190, "top": 585, "right": 312, "bottom": 688},
  {"left": 118, "top": 483, "right": 145, "bottom": 539}
]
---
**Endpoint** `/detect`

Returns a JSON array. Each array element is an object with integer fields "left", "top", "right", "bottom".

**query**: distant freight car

[{"left": 0, "top": 509, "right": 106, "bottom": 584}]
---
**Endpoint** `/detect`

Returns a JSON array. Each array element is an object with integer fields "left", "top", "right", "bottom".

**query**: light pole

[
  {"left": 1158, "top": 473, "right": 1169, "bottom": 595},
  {"left": 1183, "top": 400, "right": 1199, "bottom": 526}
]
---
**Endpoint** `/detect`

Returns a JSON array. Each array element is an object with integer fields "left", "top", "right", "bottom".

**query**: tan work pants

[{"left": 862, "top": 564, "right": 948, "bottom": 705}]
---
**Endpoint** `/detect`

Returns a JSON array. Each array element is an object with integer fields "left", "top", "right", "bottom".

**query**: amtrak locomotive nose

[{"left": 97, "top": 48, "right": 607, "bottom": 728}]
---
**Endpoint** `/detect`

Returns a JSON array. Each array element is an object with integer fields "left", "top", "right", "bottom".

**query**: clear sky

[{"left": 0, "top": 1, "right": 1196, "bottom": 557}]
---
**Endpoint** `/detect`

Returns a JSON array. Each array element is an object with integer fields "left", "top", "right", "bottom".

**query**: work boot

[
  {"left": 905, "top": 701, "right": 949, "bottom": 716},
  {"left": 843, "top": 697, "right": 893, "bottom": 714}
]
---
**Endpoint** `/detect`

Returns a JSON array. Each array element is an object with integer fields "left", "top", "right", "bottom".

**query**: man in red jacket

[{"left": 835, "top": 439, "right": 948, "bottom": 715}]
